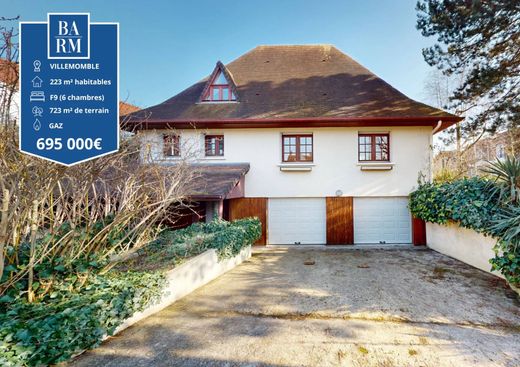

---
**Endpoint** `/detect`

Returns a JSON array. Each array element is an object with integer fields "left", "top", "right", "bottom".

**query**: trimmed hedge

[
  {"left": 0, "top": 218, "right": 261, "bottom": 366},
  {"left": 409, "top": 177, "right": 501, "bottom": 234},
  {"left": 138, "top": 218, "right": 261, "bottom": 269},
  {"left": 409, "top": 177, "right": 520, "bottom": 285}
]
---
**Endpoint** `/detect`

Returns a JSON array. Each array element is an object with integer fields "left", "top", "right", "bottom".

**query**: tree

[
  {"left": 416, "top": 0, "right": 520, "bottom": 136},
  {"left": 424, "top": 68, "right": 469, "bottom": 175},
  {"left": 0, "top": 18, "right": 195, "bottom": 297},
  {"left": 0, "top": 16, "right": 19, "bottom": 129}
]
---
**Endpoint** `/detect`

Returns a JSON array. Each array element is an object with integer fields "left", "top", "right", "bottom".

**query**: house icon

[{"left": 31, "top": 76, "right": 43, "bottom": 88}]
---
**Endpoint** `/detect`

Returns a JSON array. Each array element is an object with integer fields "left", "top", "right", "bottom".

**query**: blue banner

[{"left": 20, "top": 13, "right": 119, "bottom": 166}]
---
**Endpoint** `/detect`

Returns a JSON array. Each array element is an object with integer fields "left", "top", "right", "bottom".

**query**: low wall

[
  {"left": 426, "top": 222, "right": 503, "bottom": 278},
  {"left": 113, "top": 245, "right": 252, "bottom": 335}
]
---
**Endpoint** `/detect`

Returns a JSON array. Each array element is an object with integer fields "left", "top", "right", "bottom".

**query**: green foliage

[
  {"left": 138, "top": 218, "right": 262, "bottom": 270},
  {"left": 489, "top": 205, "right": 520, "bottom": 245},
  {"left": 488, "top": 202, "right": 520, "bottom": 286},
  {"left": 0, "top": 217, "right": 134, "bottom": 301},
  {"left": 416, "top": 0, "right": 519, "bottom": 133},
  {"left": 410, "top": 172, "right": 520, "bottom": 286},
  {"left": 409, "top": 177, "right": 501, "bottom": 232},
  {"left": 490, "top": 240, "right": 520, "bottom": 286},
  {"left": 433, "top": 168, "right": 460, "bottom": 184},
  {"left": 0, "top": 271, "right": 166, "bottom": 366},
  {"left": 0, "top": 218, "right": 261, "bottom": 366},
  {"left": 481, "top": 155, "right": 520, "bottom": 204}
]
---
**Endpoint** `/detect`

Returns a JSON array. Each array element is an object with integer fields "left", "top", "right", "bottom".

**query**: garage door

[
  {"left": 354, "top": 197, "right": 412, "bottom": 244},
  {"left": 268, "top": 198, "right": 326, "bottom": 245}
]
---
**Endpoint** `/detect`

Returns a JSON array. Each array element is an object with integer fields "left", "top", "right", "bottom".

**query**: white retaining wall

[
  {"left": 426, "top": 222, "right": 503, "bottom": 278},
  {"left": 113, "top": 245, "right": 252, "bottom": 335}
]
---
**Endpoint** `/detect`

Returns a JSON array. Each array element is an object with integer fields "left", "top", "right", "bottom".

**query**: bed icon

[{"left": 30, "top": 91, "right": 45, "bottom": 102}]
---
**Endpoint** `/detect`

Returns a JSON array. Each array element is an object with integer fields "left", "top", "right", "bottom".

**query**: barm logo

[{"left": 48, "top": 13, "right": 90, "bottom": 59}]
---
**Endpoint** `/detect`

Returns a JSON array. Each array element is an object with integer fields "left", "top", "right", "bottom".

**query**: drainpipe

[
  {"left": 432, "top": 120, "right": 443, "bottom": 135},
  {"left": 429, "top": 120, "right": 443, "bottom": 183}
]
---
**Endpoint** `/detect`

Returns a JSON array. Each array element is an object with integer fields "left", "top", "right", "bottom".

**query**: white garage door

[
  {"left": 268, "top": 198, "right": 326, "bottom": 245},
  {"left": 354, "top": 197, "right": 412, "bottom": 244}
]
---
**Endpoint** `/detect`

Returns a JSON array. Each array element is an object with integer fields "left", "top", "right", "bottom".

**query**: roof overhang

[
  {"left": 186, "top": 163, "right": 249, "bottom": 201},
  {"left": 123, "top": 116, "right": 462, "bottom": 134}
]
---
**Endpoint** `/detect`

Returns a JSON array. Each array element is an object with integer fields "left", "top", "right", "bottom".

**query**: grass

[
  {"left": 408, "top": 348, "right": 418, "bottom": 356},
  {"left": 432, "top": 266, "right": 450, "bottom": 279},
  {"left": 357, "top": 345, "right": 369, "bottom": 354},
  {"left": 337, "top": 349, "right": 347, "bottom": 361}
]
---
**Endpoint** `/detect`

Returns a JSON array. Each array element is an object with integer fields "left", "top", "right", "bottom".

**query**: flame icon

[{"left": 33, "top": 119, "right": 41, "bottom": 131}]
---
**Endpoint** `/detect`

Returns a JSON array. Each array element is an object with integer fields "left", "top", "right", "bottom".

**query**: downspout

[
  {"left": 417, "top": 119, "right": 443, "bottom": 247},
  {"left": 432, "top": 120, "right": 443, "bottom": 135},
  {"left": 429, "top": 120, "right": 443, "bottom": 182}
]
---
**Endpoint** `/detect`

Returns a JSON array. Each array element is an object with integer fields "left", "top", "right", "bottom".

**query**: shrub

[
  {"left": 409, "top": 177, "right": 501, "bottom": 233},
  {"left": 0, "top": 218, "right": 261, "bottom": 366},
  {"left": 0, "top": 271, "right": 166, "bottom": 366},
  {"left": 410, "top": 171, "right": 520, "bottom": 287},
  {"left": 136, "top": 218, "right": 262, "bottom": 270}
]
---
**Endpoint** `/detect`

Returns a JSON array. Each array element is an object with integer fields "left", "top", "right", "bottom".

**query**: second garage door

[
  {"left": 354, "top": 197, "right": 412, "bottom": 244},
  {"left": 268, "top": 198, "right": 326, "bottom": 245}
]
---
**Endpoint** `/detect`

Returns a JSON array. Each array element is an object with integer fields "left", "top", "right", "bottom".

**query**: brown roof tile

[
  {"left": 188, "top": 163, "right": 249, "bottom": 199},
  {"left": 0, "top": 59, "right": 18, "bottom": 87},
  {"left": 119, "top": 101, "right": 140, "bottom": 116},
  {"left": 126, "top": 45, "right": 459, "bottom": 129}
]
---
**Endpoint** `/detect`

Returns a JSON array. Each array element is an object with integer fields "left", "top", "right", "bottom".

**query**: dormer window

[{"left": 201, "top": 62, "right": 238, "bottom": 102}]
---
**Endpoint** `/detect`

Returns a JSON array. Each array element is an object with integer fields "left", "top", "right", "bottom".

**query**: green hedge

[
  {"left": 0, "top": 218, "right": 261, "bottom": 366},
  {"left": 0, "top": 271, "right": 166, "bottom": 366},
  {"left": 409, "top": 177, "right": 501, "bottom": 233},
  {"left": 409, "top": 177, "right": 520, "bottom": 285},
  {"left": 185, "top": 217, "right": 261, "bottom": 259}
]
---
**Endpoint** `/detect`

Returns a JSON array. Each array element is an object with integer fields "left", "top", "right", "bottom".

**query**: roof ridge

[
  {"left": 124, "top": 45, "right": 461, "bottom": 125},
  {"left": 254, "top": 44, "right": 336, "bottom": 49}
]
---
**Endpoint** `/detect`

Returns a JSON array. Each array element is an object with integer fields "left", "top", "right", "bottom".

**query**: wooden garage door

[
  {"left": 326, "top": 197, "right": 354, "bottom": 245},
  {"left": 228, "top": 198, "right": 267, "bottom": 245}
]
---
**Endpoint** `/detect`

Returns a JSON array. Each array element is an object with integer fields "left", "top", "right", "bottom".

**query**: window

[
  {"left": 205, "top": 135, "right": 224, "bottom": 156},
  {"left": 358, "top": 133, "right": 389, "bottom": 161},
  {"left": 282, "top": 134, "right": 313, "bottom": 162},
  {"left": 163, "top": 134, "right": 180, "bottom": 157},
  {"left": 202, "top": 70, "right": 237, "bottom": 102},
  {"left": 496, "top": 144, "right": 506, "bottom": 159}
]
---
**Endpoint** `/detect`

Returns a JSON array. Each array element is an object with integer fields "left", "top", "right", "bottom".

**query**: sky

[{"left": 2, "top": 0, "right": 438, "bottom": 109}]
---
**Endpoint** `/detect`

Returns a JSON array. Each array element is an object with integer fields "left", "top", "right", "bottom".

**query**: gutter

[{"left": 123, "top": 115, "right": 463, "bottom": 132}]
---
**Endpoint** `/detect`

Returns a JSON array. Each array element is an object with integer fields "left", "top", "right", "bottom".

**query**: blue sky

[{"left": 3, "top": 0, "right": 437, "bottom": 109}]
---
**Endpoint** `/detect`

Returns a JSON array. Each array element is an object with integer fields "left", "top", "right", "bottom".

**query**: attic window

[{"left": 202, "top": 70, "right": 237, "bottom": 102}]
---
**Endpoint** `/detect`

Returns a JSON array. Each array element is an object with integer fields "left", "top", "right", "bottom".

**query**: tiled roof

[
  {"left": 0, "top": 59, "right": 18, "bottom": 87},
  {"left": 125, "top": 45, "right": 459, "bottom": 126},
  {"left": 119, "top": 101, "right": 140, "bottom": 116},
  {"left": 188, "top": 163, "right": 249, "bottom": 200}
]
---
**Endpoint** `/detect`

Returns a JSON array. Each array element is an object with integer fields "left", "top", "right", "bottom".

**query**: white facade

[
  {"left": 0, "top": 81, "right": 19, "bottom": 123},
  {"left": 139, "top": 126, "right": 433, "bottom": 198}
]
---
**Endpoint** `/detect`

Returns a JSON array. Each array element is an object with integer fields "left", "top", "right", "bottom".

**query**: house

[
  {"left": 124, "top": 45, "right": 461, "bottom": 245},
  {"left": 0, "top": 58, "right": 19, "bottom": 123},
  {"left": 119, "top": 101, "right": 140, "bottom": 116},
  {"left": 31, "top": 76, "right": 43, "bottom": 88},
  {"left": 434, "top": 130, "right": 520, "bottom": 177}
]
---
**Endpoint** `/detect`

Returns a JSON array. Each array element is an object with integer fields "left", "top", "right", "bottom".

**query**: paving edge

[
  {"left": 114, "top": 245, "right": 252, "bottom": 334},
  {"left": 71, "top": 246, "right": 252, "bottom": 361}
]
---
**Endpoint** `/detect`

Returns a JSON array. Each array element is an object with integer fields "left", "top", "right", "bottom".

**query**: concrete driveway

[{"left": 70, "top": 247, "right": 520, "bottom": 367}]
